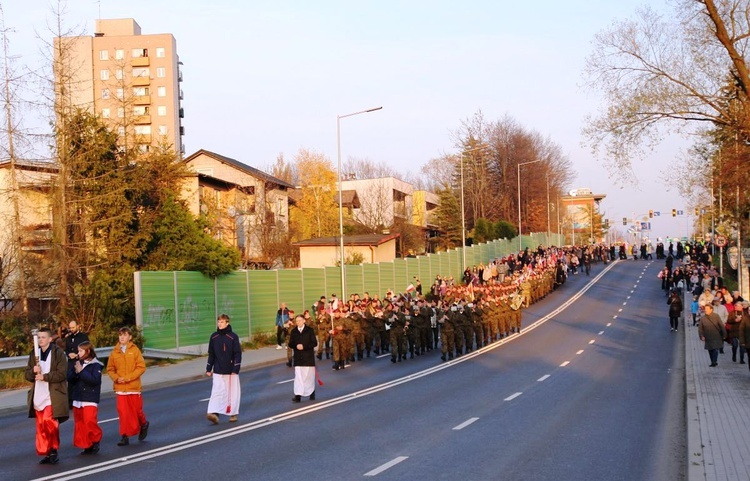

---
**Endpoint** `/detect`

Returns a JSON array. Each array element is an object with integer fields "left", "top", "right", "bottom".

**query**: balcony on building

[
  {"left": 131, "top": 56, "right": 150, "bottom": 67},
  {"left": 133, "top": 94, "right": 151, "bottom": 105},
  {"left": 132, "top": 76, "right": 150, "bottom": 86},
  {"left": 134, "top": 115, "right": 151, "bottom": 124}
]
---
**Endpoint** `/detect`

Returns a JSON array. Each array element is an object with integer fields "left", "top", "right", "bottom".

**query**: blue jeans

[{"left": 708, "top": 349, "right": 719, "bottom": 365}]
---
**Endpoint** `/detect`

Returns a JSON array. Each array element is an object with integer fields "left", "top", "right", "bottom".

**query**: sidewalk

[
  {"left": 0, "top": 345, "right": 289, "bottom": 416},
  {"left": 685, "top": 313, "right": 750, "bottom": 481}
]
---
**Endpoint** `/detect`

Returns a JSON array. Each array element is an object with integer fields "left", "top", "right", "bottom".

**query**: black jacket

[{"left": 206, "top": 325, "right": 242, "bottom": 375}]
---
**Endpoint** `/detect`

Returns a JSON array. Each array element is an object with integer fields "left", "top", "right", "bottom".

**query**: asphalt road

[{"left": 1, "top": 259, "right": 686, "bottom": 481}]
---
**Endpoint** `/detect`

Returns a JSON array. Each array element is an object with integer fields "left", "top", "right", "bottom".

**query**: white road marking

[
  {"left": 613, "top": 315, "right": 617, "bottom": 319},
  {"left": 276, "top": 379, "right": 294, "bottom": 384},
  {"left": 504, "top": 392, "right": 523, "bottom": 401},
  {"left": 560, "top": 361, "right": 570, "bottom": 367},
  {"left": 588, "top": 340, "right": 595, "bottom": 344},
  {"left": 618, "top": 308, "right": 623, "bottom": 312},
  {"left": 622, "top": 302, "right": 627, "bottom": 305},
  {"left": 376, "top": 353, "right": 390, "bottom": 359},
  {"left": 452, "top": 417, "right": 479, "bottom": 430},
  {"left": 606, "top": 323, "right": 612, "bottom": 327},
  {"left": 199, "top": 398, "right": 209, "bottom": 402},
  {"left": 598, "top": 331, "right": 604, "bottom": 335},
  {"left": 537, "top": 375, "right": 550, "bottom": 382},
  {"left": 630, "top": 290, "right": 634, "bottom": 294},
  {"left": 627, "top": 296, "right": 631, "bottom": 299},
  {"left": 364, "top": 456, "right": 409, "bottom": 476},
  {"left": 576, "top": 350, "right": 584, "bottom": 355},
  {"left": 98, "top": 417, "right": 118, "bottom": 424}
]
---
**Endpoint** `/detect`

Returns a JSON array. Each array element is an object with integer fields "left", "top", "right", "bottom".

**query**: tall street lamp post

[
  {"left": 337, "top": 106, "right": 382, "bottom": 300},
  {"left": 517, "top": 159, "right": 542, "bottom": 252}
]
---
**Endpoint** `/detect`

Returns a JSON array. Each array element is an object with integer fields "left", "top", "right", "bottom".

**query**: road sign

[
  {"left": 715, "top": 235, "right": 727, "bottom": 247},
  {"left": 677, "top": 210, "right": 684, "bottom": 216},
  {"left": 654, "top": 211, "right": 661, "bottom": 217}
]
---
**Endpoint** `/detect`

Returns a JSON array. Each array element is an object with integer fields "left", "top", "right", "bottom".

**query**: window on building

[
  {"left": 156, "top": 67, "right": 166, "bottom": 78},
  {"left": 132, "top": 48, "right": 148, "bottom": 58},
  {"left": 100, "top": 70, "right": 109, "bottom": 80},
  {"left": 116, "top": 69, "right": 123, "bottom": 80},
  {"left": 156, "top": 47, "right": 165, "bottom": 58},
  {"left": 158, "top": 125, "right": 168, "bottom": 135},
  {"left": 115, "top": 49, "right": 124, "bottom": 60},
  {"left": 133, "top": 106, "right": 149, "bottom": 116},
  {"left": 99, "top": 50, "right": 108, "bottom": 61},
  {"left": 132, "top": 68, "right": 150, "bottom": 78},
  {"left": 157, "top": 106, "right": 167, "bottom": 116},
  {"left": 133, "top": 87, "right": 149, "bottom": 97},
  {"left": 157, "top": 86, "right": 166, "bottom": 97},
  {"left": 134, "top": 125, "right": 151, "bottom": 135},
  {"left": 117, "top": 107, "right": 124, "bottom": 118},
  {"left": 101, "top": 108, "right": 110, "bottom": 118},
  {"left": 117, "top": 126, "right": 125, "bottom": 136},
  {"left": 116, "top": 88, "right": 124, "bottom": 99},
  {"left": 101, "top": 89, "right": 110, "bottom": 100}
]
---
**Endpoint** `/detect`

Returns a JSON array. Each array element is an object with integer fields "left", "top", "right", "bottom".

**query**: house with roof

[
  {"left": 182, "top": 149, "right": 294, "bottom": 267},
  {"left": 294, "top": 233, "right": 399, "bottom": 268}
]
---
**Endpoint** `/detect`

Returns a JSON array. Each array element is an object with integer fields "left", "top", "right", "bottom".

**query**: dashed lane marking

[
  {"left": 364, "top": 456, "right": 409, "bottom": 476},
  {"left": 560, "top": 361, "right": 570, "bottom": 367},
  {"left": 452, "top": 417, "right": 479, "bottom": 430},
  {"left": 588, "top": 340, "right": 595, "bottom": 344},
  {"left": 576, "top": 350, "right": 584, "bottom": 355},
  {"left": 504, "top": 392, "right": 523, "bottom": 401},
  {"left": 537, "top": 375, "right": 550, "bottom": 382}
]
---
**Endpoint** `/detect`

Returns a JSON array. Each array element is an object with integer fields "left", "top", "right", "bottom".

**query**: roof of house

[
  {"left": 294, "top": 233, "right": 400, "bottom": 247},
  {"left": 183, "top": 149, "right": 295, "bottom": 189}
]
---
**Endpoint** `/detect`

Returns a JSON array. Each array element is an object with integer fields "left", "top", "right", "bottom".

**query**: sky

[{"left": 3, "top": 0, "right": 695, "bottom": 242}]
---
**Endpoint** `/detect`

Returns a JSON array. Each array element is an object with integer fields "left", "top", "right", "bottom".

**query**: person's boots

[{"left": 316, "top": 353, "right": 322, "bottom": 360}]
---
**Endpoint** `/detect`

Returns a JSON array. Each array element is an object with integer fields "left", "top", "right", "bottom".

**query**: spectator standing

[
  {"left": 205, "top": 314, "right": 242, "bottom": 424},
  {"left": 699, "top": 304, "right": 727, "bottom": 367},
  {"left": 275, "top": 303, "right": 290, "bottom": 350},
  {"left": 668, "top": 290, "right": 683, "bottom": 332}
]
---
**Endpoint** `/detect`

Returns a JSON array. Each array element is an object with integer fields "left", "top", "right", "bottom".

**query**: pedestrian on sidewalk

[
  {"left": 289, "top": 314, "right": 318, "bottom": 402},
  {"left": 698, "top": 304, "right": 726, "bottom": 367},
  {"left": 691, "top": 295, "right": 700, "bottom": 326},
  {"left": 25, "top": 327, "right": 69, "bottom": 465},
  {"left": 738, "top": 302, "right": 750, "bottom": 371},
  {"left": 727, "top": 302, "right": 745, "bottom": 363},
  {"left": 275, "top": 303, "right": 290, "bottom": 350},
  {"left": 67, "top": 341, "right": 103, "bottom": 455},
  {"left": 205, "top": 314, "right": 242, "bottom": 424},
  {"left": 106, "top": 327, "right": 150, "bottom": 446}
]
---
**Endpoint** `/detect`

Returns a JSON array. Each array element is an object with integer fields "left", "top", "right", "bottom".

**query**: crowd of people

[{"left": 658, "top": 240, "right": 750, "bottom": 371}]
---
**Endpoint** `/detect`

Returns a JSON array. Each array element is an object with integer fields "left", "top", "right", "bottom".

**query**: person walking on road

[
  {"left": 288, "top": 314, "right": 318, "bottom": 402},
  {"left": 106, "top": 327, "right": 150, "bottom": 446},
  {"left": 67, "top": 341, "right": 103, "bottom": 455},
  {"left": 699, "top": 304, "right": 727, "bottom": 367},
  {"left": 205, "top": 314, "right": 242, "bottom": 424},
  {"left": 25, "top": 327, "right": 69, "bottom": 465},
  {"left": 668, "top": 290, "right": 683, "bottom": 332}
]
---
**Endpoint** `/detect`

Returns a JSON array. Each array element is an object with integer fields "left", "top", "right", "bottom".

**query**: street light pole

[
  {"left": 517, "top": 159, "right": 542, "bottom": 252},
  {"left": 337, "top": 106, "right": 382, "bottom": 300}
]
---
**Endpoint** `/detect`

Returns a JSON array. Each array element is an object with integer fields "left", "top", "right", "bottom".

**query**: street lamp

[
  {"left": 337, "top": 106, "right": 382, "bottom": 300},
  {"left": 517, "top": 159, "right": 542, "bottom": 252},
  {"left": 458, "top": 144, "right": 488, "bottom": 272}
]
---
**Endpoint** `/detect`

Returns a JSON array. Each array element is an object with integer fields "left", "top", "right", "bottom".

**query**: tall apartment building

[{"left": 56, "top": 18, "right": 184, "bottom": 155}]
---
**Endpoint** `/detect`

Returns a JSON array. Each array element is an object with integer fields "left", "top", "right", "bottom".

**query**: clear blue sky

[{"left": 4, "top": 0, "right": 692, "bottom": 241}]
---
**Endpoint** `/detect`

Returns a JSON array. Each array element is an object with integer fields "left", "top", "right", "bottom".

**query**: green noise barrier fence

[{"left": 134, "top": 233, "right": 561, "bottom": 351}]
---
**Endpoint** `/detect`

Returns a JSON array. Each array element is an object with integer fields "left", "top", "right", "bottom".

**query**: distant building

[
  {"left": 294, "top": 233, "right": 399, "bottom": 268},
  {"left": 560, "top": 188, "right": 606, "bottom": 244},
  {"left": 182, "top": 149, "right": 294, "bottom": 266},
  {"left": 55, "top": 18, "right": 185, "bottom": 155},
  {"left": 0, "top": 161, "right": 58, "bottom": 310}
]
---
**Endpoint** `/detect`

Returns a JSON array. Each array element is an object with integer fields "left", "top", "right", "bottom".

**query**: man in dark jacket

[
  {"left": 25, "top": 327, "right": 69, "bottom": 465},
  {"left": 289, "top": 314, "right": 318, "bottom": 402},
  {"left": 205, "top": 314, "right": 242, "bottom": 424},
  {"left": 699, "top": 304, "right": 727, "bottom": 367}
]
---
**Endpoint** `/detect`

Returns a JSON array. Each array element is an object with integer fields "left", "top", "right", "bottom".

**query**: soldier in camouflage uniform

[
  {"left": 389, "top": 305, "right": 407, "bottom": 363},
  {"left": 330, "top": 310, "right": 347, "bottom": 370},
  {"left": 349, "top": 306, "right": 366, "bottom": 361},
  {"left": 438, "top": 303, "right": 456, "bottom": 361},
  {"left": 460, "top": 301, "right": 475, "bottom": 353},
  {"left": 315, "top": 307, "right": 331, "bottom": 360}
]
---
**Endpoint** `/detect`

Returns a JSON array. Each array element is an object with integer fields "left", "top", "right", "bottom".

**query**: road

[{"left": 1, "top": 259, "right": 686, "bottom": 481}]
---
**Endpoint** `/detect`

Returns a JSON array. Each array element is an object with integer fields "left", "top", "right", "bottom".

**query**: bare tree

[{"left": 583, "top": 0, "right": 750, "bottom": 183}]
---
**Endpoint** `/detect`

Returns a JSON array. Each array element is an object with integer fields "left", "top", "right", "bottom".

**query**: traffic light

[
  {"left": 622, "top": 217, "right": 627, "bottom": 226},
  {"left": 672, "top": 209, "right": 676, "bottom": 217},
  {"left": 649, "top": 210, "right": 653, "bottom": 218}
]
